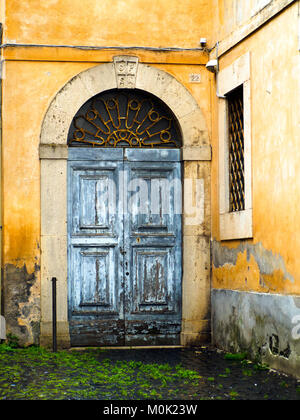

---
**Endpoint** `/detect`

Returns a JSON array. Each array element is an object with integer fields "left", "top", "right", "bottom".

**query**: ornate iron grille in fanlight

[{"left": 68, "top": 89, "right": 182, "bottom": 148}]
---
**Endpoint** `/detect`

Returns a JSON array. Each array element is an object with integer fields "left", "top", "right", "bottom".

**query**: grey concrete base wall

[
  {"left": 211, "top": 289, "right": 300, "bottom": 379},
  {"left": 0, "top": 316, "right": 6, "bottom": 340}
]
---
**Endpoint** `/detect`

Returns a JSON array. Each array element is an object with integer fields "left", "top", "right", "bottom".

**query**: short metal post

[{"left": 51, "top": 277, "right": 57, "bottom": 352}]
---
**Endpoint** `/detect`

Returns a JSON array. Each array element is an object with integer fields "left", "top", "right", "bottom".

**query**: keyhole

[{"left": 126, "top": 272, "right": 129, "bottom": 276}]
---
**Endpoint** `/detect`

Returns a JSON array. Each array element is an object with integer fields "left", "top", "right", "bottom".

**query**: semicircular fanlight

[{"left": 68, "top": 89, "right": 182, "bottom": 148}]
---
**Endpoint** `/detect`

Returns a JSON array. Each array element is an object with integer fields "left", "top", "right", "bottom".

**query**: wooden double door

[{"left": 68, "top": 148, "right": 182, "bottom": 346}]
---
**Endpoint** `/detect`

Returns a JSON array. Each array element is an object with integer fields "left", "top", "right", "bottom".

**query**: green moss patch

[{"left": 0, "top": 345, "right": 202, "bottom": 400}]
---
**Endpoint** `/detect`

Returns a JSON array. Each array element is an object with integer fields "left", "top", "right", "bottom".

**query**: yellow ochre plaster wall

[
  {"left": 211, "top": 2, "right": 300, "bottom": 296},
  {"left": 0, "top": 0, "right": 213, "bottom": 345},
  {"left": 1, "top": 0, "right": 299, "bottom": 349},
  {"left": 2, "top": 0, "right": 212, "bottom": 48}
]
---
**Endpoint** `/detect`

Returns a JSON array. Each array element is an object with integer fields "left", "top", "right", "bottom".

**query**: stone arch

[
  {"left": 39, "top": 59, "right": 211, "bottom": 348},
  {"left": 40, "top": 61, "right": 209, "bottom": 147}
]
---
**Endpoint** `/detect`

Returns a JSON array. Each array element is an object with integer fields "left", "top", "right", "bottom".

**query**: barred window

[
  {"left": 219, "top": 53, "right": 252, "bottom": 240},
  {"left": 227, "top": 85, "right": 245, "bottom": 212}
]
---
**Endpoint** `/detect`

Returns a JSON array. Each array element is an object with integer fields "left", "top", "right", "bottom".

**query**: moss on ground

[
  {"left": 0, "top": 344, "right": 202, "bottom": 400},
  {"left": 1, "top": 344, "right": 300, "bottom": 400}
]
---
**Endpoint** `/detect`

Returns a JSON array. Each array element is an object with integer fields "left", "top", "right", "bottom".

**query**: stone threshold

[{"left": 69, "top": 345, "right": 185, "bottom": 351}]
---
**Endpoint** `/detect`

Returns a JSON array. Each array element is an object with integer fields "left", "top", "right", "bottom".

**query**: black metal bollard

[{"left": 51, "top": 277, "right": 57, "bottom": 352}]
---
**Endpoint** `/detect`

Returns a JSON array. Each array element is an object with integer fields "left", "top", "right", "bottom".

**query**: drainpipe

[{"left": 0, "top": 22, "right": 6, "bottom": 341}]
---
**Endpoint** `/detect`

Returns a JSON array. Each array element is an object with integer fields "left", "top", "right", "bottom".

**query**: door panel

[
  {"left": 132, "top": 247, "right": 174, "bottom": 311},
  {"left": 68, "top": 150, "right": 124, "bottom": 346},
  {"left": 79, "top": 175, "right": 110, "bottom": 230},
  {"left": 68, "top": 148, "right": 182, "bottom": 346},
  {"left": 71, "top": 246, "right": 118, "bottom": 314},
  {"left": 124, "top": 150, "right": 182, "bottom": 345}
]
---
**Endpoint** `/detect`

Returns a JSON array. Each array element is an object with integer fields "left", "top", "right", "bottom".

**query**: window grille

[
  {"left": 68, "top": 89, "right": 182, "bottom": 148},
  {"left": 227, "top": 85, "right": 245, "bottom": 212}
]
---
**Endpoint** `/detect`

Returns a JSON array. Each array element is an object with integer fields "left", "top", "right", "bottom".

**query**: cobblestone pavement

[
  {"left": 93, "top": 346, "right": 300, "bottom": 400},
  {"left": 0, "top": 344, "right": 299, "bottom": 400}
]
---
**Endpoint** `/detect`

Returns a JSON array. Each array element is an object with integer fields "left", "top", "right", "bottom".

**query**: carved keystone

[{"left": 113, "top": 56, "right": 139, "bottom": 89}]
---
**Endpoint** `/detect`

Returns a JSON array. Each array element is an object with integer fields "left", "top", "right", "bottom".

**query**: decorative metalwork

[
  {"left": 228, "top": 86, "right": 245, "bottom": 212},
  {"left": 68, "top": 89, "right": 181, "bottom": 148}
]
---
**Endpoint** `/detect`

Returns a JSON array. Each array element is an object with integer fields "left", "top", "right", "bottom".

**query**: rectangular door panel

[
  {"left": 128, "top": 166, "right": 181, "bottom": 235},
  {"left": 132, "top": 246, "right": 176, "bottom": 313},
  {"left": 79, "top": 175, "right": 110, "bottom": 230},
  {"left": 70, "top": 246, "right": 119, "bottom": 315},
  {"left": 70, "top": 165, "right": 119, "bottom": 237}
]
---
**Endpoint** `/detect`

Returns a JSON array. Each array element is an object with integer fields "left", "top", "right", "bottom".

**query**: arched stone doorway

[
  {"left": 39, "top": 57, "right": 211, "bottom": 348},
  {"left": 67, "top": 88, "right": 183, "bottom": 346}
]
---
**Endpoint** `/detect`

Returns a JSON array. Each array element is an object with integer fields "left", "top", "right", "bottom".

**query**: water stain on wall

[{"left": 212, "top": 240, "right": 299, "bottom": 295}]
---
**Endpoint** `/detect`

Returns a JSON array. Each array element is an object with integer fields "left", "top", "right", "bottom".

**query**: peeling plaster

[
  {"left": 212, "top": 240, "right": 295, "bottom": 284},
  {"left": 3, "top": 264, "right": 40, "bottom": 346}
]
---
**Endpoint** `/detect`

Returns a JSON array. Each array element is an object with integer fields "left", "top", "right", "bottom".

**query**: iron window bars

[{"left": 227, "top": 85, "right": 245, "bottom": 212}]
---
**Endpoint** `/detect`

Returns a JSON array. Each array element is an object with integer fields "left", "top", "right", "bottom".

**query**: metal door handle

[{"left": 120, "top": 248, "right": 126, "bottom": 255}]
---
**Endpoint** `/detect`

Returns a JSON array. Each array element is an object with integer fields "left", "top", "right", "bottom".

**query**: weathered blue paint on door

[{"left": 68, "top": 148, "right": 182, "bottom": 346}]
